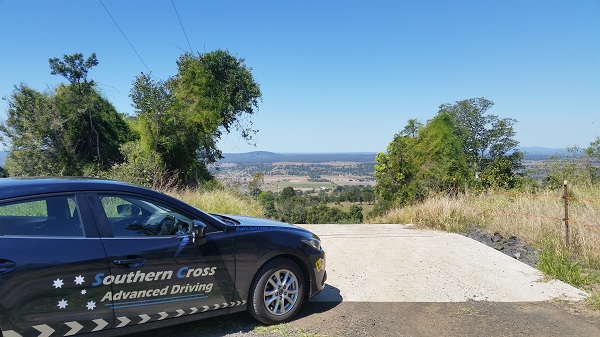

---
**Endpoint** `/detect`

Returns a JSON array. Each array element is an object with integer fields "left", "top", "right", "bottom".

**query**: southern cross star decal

[
  {"left": 74, "top": 275, "right": 85, "bottom": 285},
  {"left": 57, "top": 299, "right": 68, "bottom": 309},
  {"left": 81, "top": 289, "right": 87, "bottom": 295},
  {"left": 53, "top": 278, "right": 64, "bottom": 289},
  {"left": 86, "top": 301, "right": 96, "bottom": 310}
]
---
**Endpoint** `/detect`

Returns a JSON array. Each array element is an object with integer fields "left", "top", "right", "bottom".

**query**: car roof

[{"left": 0, "top": 177, "right": 154, "bottom": 200}]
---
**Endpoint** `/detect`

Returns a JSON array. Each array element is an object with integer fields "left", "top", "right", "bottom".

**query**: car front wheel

[{"left": 249, "top": 258, "right": 305, "bottom": 324}]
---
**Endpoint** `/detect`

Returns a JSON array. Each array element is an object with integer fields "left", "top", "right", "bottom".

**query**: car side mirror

[
  {"left": 192, "top": 220, "right": 207, "bottom": 245},
  {"left": 117, "top": 204, "right": 141, "bottom": 216}
]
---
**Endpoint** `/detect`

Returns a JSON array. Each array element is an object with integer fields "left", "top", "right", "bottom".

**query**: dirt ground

[{"left": 135, "top": 300, "right": 600, "bottom": 337}]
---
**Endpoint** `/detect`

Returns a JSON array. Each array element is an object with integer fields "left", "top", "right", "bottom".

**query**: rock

[{"left": 491, "top": 232, "right": 503, "bottom": 242}]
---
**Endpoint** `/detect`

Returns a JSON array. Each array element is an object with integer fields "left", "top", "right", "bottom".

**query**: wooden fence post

[{"left": 563, "top": 180, "right": 570, "bottom": 249}]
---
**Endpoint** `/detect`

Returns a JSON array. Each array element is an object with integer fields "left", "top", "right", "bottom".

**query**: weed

[
  {"left": 537, "top": 248, "right": 588, "bottom": 287},
  {"left": 254, "top": 324, "right": 330, "bottom": 337}
]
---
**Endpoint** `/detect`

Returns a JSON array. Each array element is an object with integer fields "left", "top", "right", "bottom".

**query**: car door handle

[
  {"left": 113, "top": 257, "right": 146, "bottom": 267},
  {"left": 0, "top": 260, "right": 16, "bottom": 273}
]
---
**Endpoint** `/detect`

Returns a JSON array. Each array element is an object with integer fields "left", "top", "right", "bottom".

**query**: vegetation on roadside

[
  {"left": 368, "top": 185, "right": 600, "bottom": 309},
  {"left": 167, "top": 187, "right": 264, "bottom": 218}
]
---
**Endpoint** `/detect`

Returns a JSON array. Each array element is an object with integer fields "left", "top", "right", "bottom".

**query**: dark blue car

[{"left": 0, "top": 178, "right": 326, "bottom": 337}]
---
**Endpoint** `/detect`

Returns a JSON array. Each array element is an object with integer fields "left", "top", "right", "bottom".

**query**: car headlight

[{"left": 301, "top": 238, "right": 322, "bottom": 251}]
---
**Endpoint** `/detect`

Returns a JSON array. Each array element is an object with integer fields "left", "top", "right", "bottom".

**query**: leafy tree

[
  {"left": 400, "top": 119, "right": 423, "bottom": 137},
  {"left": 413, "top": 112, "right": 469, "bottom": 191},
  {"left": 130, "top": 50, "right": 262, "bottom": 185},
  {"left": 1, "top": 53, "right": 134, "bottom": 177},
  {"left": 247, "top": 172, "right": 264, "bottom": 197},
  {"left": 585, "top": 137, "right": 600, "bottom": 161},
  {"left": 374, "top": 115, "right": 468, "bottom": 206},
  {"left": 280, "top": 186, "right": 297, "bottom": 200},
  {"left": 374, "top": 131, "right": 419, "bottom": 204},
  {"left": 543, "top": 146, "right": 597, "bottom": 188},
  {"left": 0, "top": 85, "right": 68, "bottom": 176},
  {"left": 348, "top": 205, "right": 364, "bottom": 223},
  {"left": 438, "top": 98, "right": 521, "bottom": 176},
  {"left": 258, "top": 191, "right": 277, "bottom": 218}
]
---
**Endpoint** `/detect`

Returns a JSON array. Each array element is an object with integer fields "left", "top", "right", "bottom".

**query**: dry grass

[
  {"left": 367, "top": 187, "right": 600, "bottom": 264},
  {"left": 166, "top": 188, "right": 264, "bottom": 218},
  {"left": 367, "top": 187, "right": 600, "bottom": 308}
]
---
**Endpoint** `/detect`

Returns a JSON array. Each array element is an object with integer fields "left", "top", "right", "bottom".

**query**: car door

[
  {"left": 0, "top": 193, "right": 114, "bottom": 337},
  {"left": 91, "top": 193, "right": 236, "bottom": 329}
]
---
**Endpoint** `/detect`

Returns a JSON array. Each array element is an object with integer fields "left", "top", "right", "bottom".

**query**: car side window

[
  {"left": 99, "top": 194, "right": 194, "bottom": 237},
  {"left": 0, "top": 195, "right": 83, "bottom": 237}
]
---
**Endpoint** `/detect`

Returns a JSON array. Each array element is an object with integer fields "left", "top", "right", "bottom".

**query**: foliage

[
  {"left": 479, "top": 155, "right": 522, "bottom": 189},
  {"left": 538, "top": 244, "right": 588, "bottom": 287},
  {"left": 247, "top": 172, "right": 264, "bottom": 198},
  {"left": 585, "top": 136, "right": 600, "bottom": 160},
  {"left": 130, "top": 50, "right": 262, "bottom": 185},
  {"left": 542, "top": 146, "right": 598, "bottom": 189},
  {"left": 374, "top": 134, "right": 419, "bottom": 205},
  {"left": 101, "top": 142, "right": 178, "bottom": 190},
  {"left": 438, "top": 97, "right": 522, "bottom": 176},
  {"left": 256, "top": 189, "right": 364, "bottom": 224},
  {"left": 413, "top": 112, "right": 469, "bottom": 191},
  {"left": 374, "top": 113, "right": 468, "bottom": 207},
  {"left": 400, "top": 118, "right": 423, "bottom": 137},
  {"left": 280, "top": 186, "right": 297, "bottom": 200},
  {"left": 1, "top": 53, "right": 134, "bottom": 177}
]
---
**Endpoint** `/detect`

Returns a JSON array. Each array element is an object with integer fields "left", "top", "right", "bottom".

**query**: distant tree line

[
  {"left": 213, "top": 162, "right": 375, "bottom": 179},
  {"left": 260, "top": 187, "right": 364, "bottom": 224}
]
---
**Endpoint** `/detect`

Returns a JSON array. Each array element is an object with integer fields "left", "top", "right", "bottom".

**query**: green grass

[{"left": 537, "top": 248, "right": 589, "bottom": 287}]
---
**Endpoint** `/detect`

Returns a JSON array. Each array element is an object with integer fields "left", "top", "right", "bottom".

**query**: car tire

[{"left": 248, "top": 258, "right": 305, "bottom": 324}]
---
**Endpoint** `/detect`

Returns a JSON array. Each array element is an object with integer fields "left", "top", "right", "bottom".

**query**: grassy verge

[
  {"left": 166, "top": 188, "right": 264, "bottom": 218},
  {"left": 367, "top": 187, "right": 600, "bottom": 309}
]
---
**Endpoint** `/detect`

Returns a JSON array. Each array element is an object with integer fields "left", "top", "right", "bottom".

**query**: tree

[
  {"left": 130, "top": 50, "right": 262, "bottom": 185},
  {"left": 0, "top": 53, "right": 134, "bottom": 177},
  {"left": 374, "top": 132, "right": 419, "bottom": 204},
  {"left": 400, "top": 119, "right": 423, "bottom": 137},
  {"left": 0, "top": 85, "right": 68, "bottom": 176},
  {"left": 438, "top": 98, "right": 521, "bottom": 176},
  {"left": 585, "top": 137, "right": 600, "bottom": 161},
  {"left": 247, "top": 172, "right": 265, "bottom": 197},
  {"left": 374, "top": 115, "right": 469, "bottom": 207},
  {"left": 413, "top": 112, "right": 468, "bottom": 191},
  {"left": 280, "top": 186, "right": 297, "bottom": 200}
]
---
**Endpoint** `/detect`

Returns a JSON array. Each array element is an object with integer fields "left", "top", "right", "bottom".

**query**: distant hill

[
  {"left": 519, "top": 147, "right": 568, "bottom": 160},
  {"left": 0, "top": 148, "right": 571, "bottom": 168},
  {"left": 219, "top": 148, "right": 569, "bottom": 164},
  {"left": 220, "top": 151, "right": 377, "bottom": 163}
]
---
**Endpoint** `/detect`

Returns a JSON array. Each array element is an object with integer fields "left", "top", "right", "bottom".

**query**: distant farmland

[{"left": 212, "top": 152, "right": 376, "bottom": 192}]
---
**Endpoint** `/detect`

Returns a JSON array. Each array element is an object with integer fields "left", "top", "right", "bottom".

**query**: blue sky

[{"left": 1, "top": 0, "right": 599, "bottom": 153}]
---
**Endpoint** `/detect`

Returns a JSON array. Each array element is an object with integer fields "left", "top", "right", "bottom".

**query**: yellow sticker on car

[{"left": 315, "top": 258, "right": 324, "bottom": 272}]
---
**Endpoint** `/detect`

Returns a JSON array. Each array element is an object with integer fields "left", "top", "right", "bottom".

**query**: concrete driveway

[{"left": 299, "top": 224, "right": 586, "bottom": 303}]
